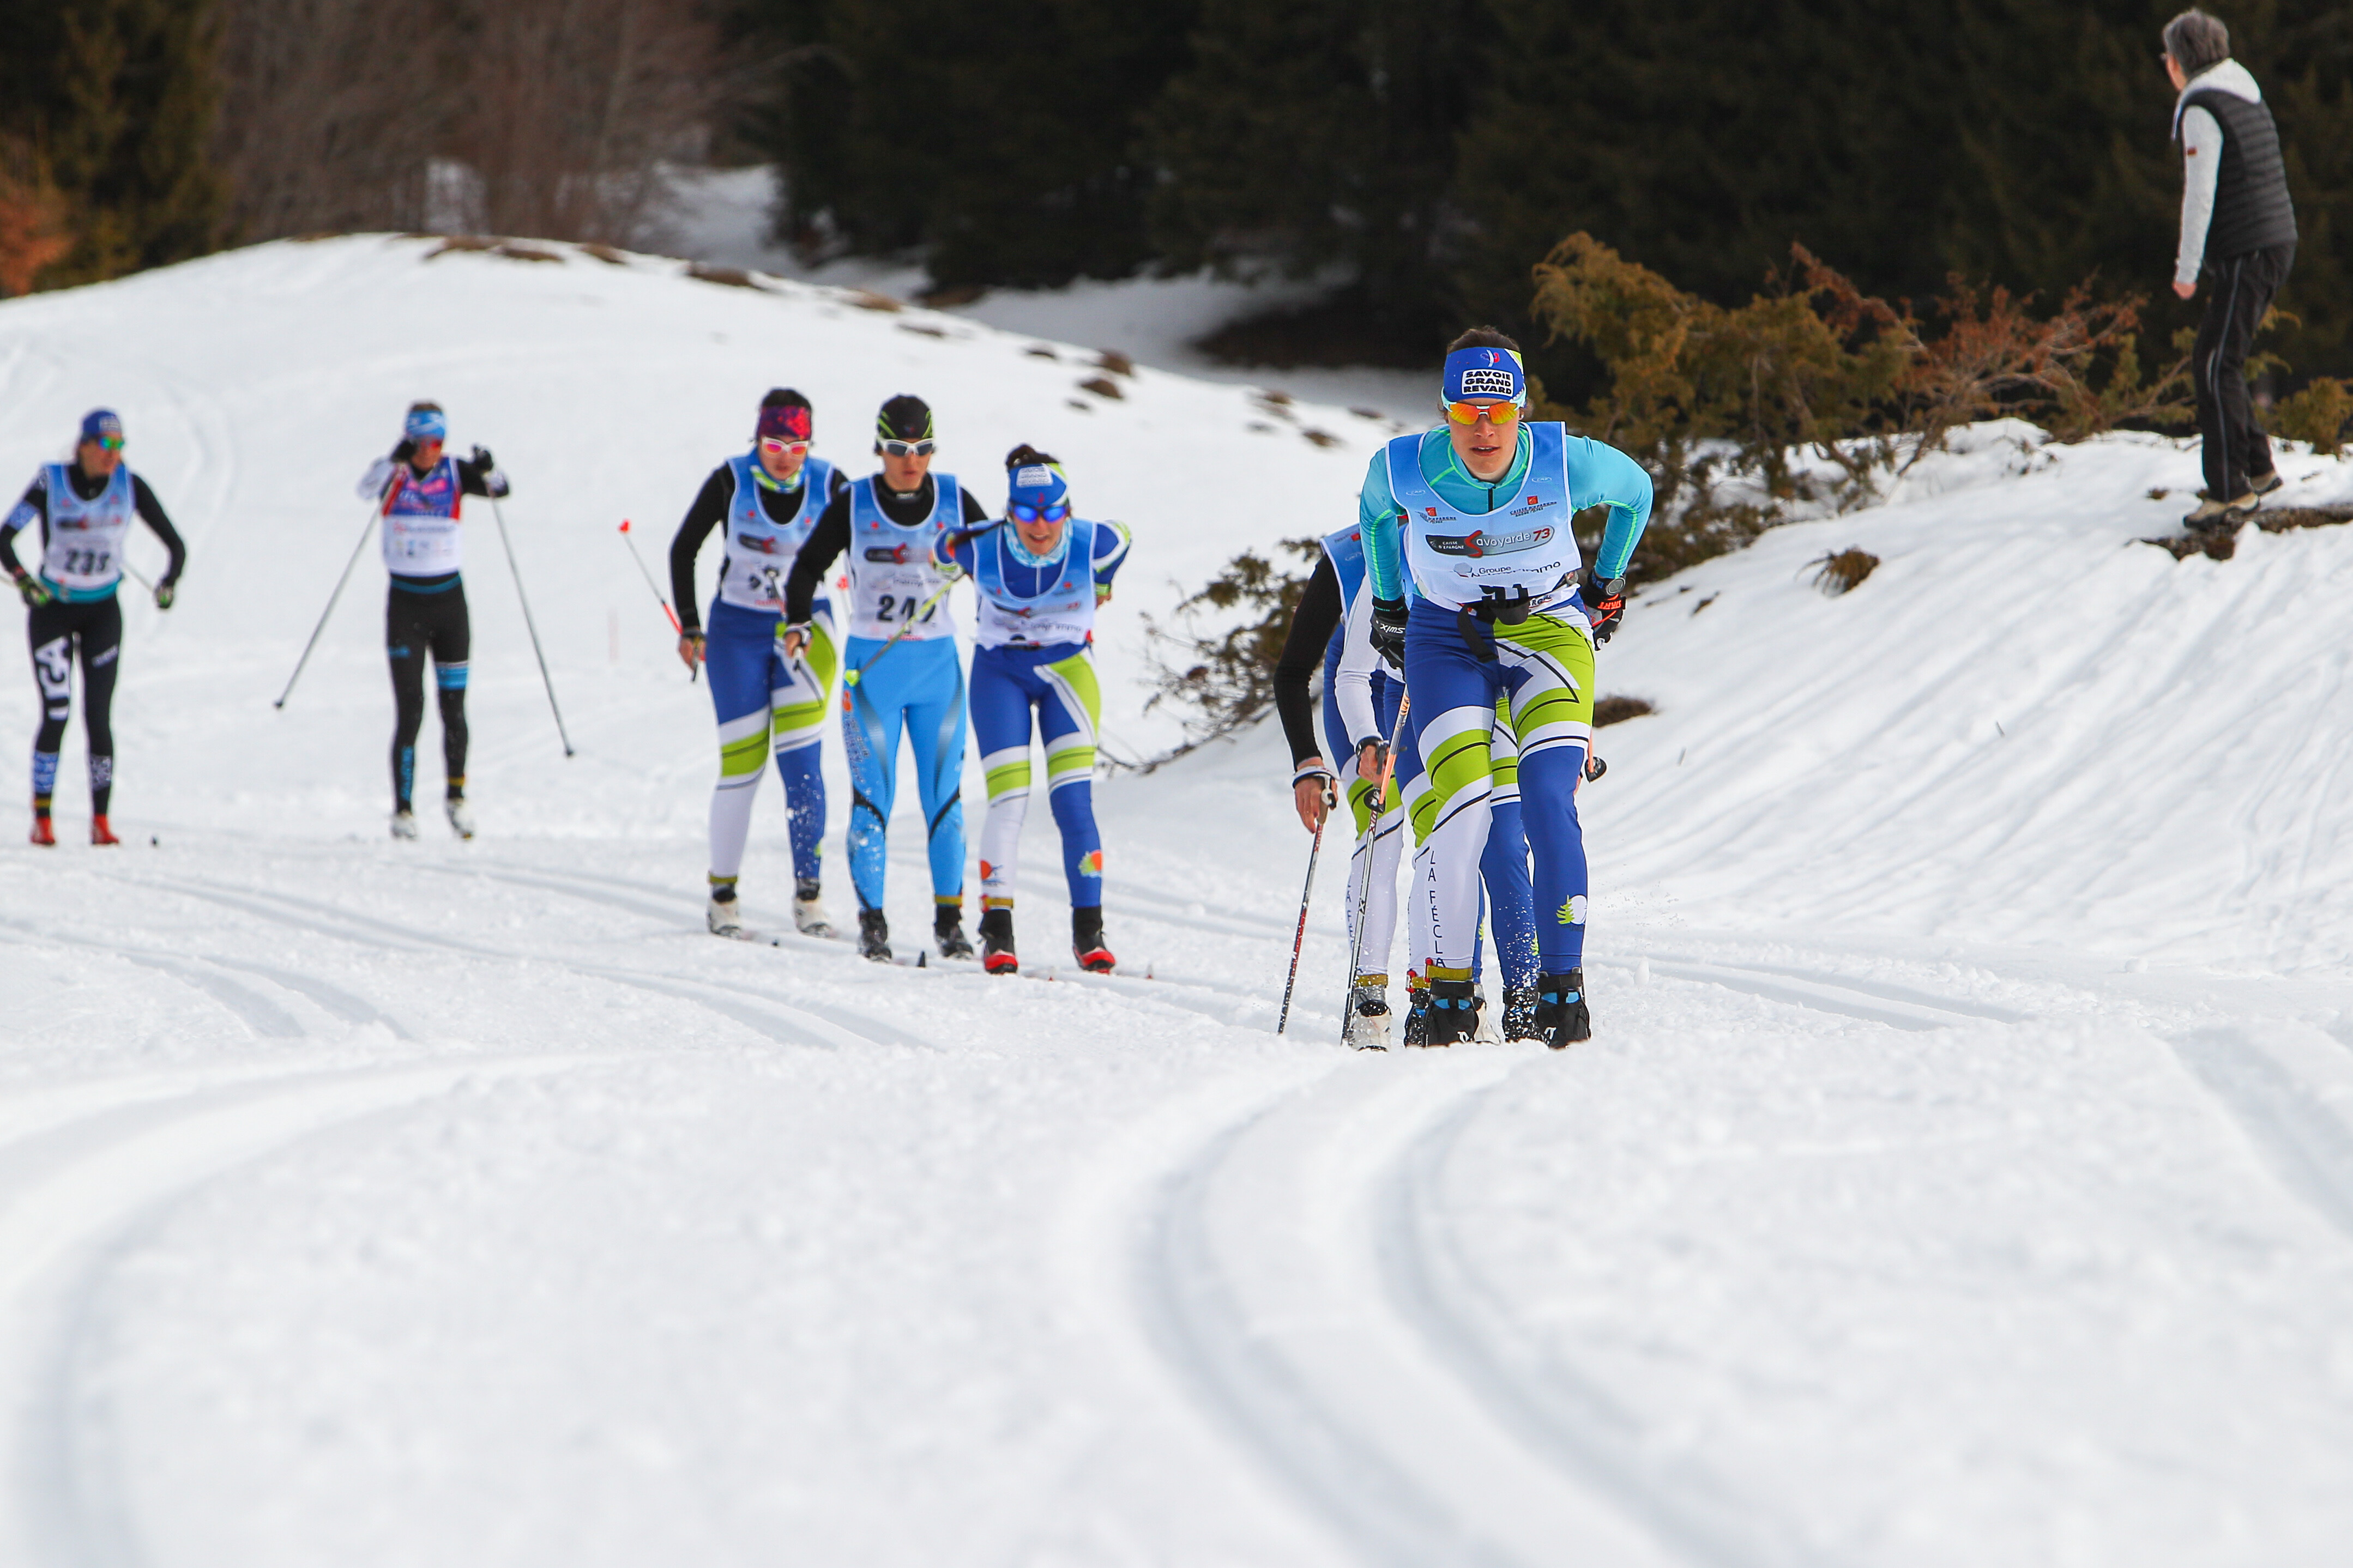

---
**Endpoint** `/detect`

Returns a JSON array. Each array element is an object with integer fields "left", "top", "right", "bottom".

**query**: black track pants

[
  {"left": 26, "top": 594, "right": 121, "bottom": 815},
  {"left": 387, "top": 581, "right": 470, "bottom": 810},
  {"left": 2194, "top": 242, "right": 2296, "bottom": 503}
]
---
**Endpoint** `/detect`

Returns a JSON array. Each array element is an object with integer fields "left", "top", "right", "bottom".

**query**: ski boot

[
  {"left": 1422, "top": 977, "right": 1479, "bottom": 1046},
  {"left": 445, "top": 796, "right": 476, "bottom": 841},
  {"left": 857, "top": 907, "right": 892, "bottom": 964},
  {"left": 1468, "top": 988, "right": 1501, "bottom": 1043},
  {"left": 1503, "top": 985, "right": 1543, "bottom": 1042},
  {"left": 792, "top": 877, "right": 834, "bottom": 939},
  {"left": 1402, "top": 985, "right": 1431, "bottom": 1047},
  {"left": 28, "top": 812, "right": 53, "bottom": 847},
  {"left": 390, "top": 808, "right": 419, "bottom": 841},
  {"left": 935, "top": 904, "right": 975, "bottom": 961},
  {"left": 707, "top": 885, "right": 744, "bottom": 938},
  {"left": 1343, "top": 977, "right": 1392, "bottom": 1049},
  {"left": 1536, "top": 970, "right": 1591, "bottom": 1049},
  {"left": 979, "top": 907, "right": 1018, "bottom": 975},
  {"left": 1073, "top": 907, "right": 1115, "bottom": 973},
  {"left": 89, "top": 815, "right": 119, "bottom": 846}
]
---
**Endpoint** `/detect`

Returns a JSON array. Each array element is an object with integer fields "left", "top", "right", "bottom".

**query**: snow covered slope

[{"left": 3, "top": 238, "right": 2353, "bottom": 1567}]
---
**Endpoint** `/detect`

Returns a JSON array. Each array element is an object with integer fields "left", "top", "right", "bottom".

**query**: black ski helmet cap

[{"left": 876, "top": 394, "right": 935, "bottom": 449}]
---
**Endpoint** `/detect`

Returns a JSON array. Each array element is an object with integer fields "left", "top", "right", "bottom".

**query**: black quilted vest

[{"left": 2179, "top": 86, "right": 2298, "bottom": 259}]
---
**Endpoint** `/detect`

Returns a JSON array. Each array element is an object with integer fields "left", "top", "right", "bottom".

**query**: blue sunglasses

[{"left": 1009, "top": 500, "right": 1071, "bottom": 524}]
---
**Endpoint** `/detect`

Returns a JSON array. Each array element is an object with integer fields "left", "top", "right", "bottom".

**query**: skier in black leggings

[
  {"left": 355, "top": 402, "right": 506, "bottom": 840},
  {"left": 2, "top": 409, "right": 185, "bottom": 846}
]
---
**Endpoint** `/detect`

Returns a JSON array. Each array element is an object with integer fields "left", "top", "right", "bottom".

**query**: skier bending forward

[
  {"left": 934, "top": 446, "right": 1130, "bottom": 975},
  {"left": 1361, "top": 329, "right": 1650, "bottom": 1046},
  {"left": 783, "top": 393, "right": 992, "bottom": 963}
]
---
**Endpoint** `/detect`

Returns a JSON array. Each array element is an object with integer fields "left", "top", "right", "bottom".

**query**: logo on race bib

[
  {"left": 734, "top": 532, "right": 783, "bottom": 554},
  {"left": 863, "top": 544, "right": 916, "bottom": 564},
  {"left": 1510, "top": 494, "right": 1556, "bottom": 517},
  {"left": 1426, "top": 526, "right": 1553, "bottom": 560}
]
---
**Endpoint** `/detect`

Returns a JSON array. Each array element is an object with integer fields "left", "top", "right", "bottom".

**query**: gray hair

[{"left": 2163, "top": 9, "right": 2231, "bottom": 76}]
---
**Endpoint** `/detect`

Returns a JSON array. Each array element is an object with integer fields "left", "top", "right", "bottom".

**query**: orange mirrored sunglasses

[{"left": 1443, "top": 399, "right": 1521, "bottom": 426}]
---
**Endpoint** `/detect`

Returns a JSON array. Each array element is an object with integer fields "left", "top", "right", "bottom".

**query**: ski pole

[
  {"left": 1342, "top": 691, "right": 1411, "bottom": 1045},
  {"left": 490, "top": 498, "right": 575, "bottom": 757},
  {"left": 617, "top": 518, "right": 695, "bottom": 682},
  {"left": 843, "top": 574, "right": 958, "bottom": 688},
  {"left": 1276, "top": 776, "right": 1337, "bottom": 1035},
  {"left": 274, "top": 503, "right": 380, "bottom": 710}
]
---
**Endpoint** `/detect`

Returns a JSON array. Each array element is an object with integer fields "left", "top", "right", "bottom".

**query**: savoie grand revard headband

[{"left": 1441, "top": 346, "right": 1528, "bottom": 407}]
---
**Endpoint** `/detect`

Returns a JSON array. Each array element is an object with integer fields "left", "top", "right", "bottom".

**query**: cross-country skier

[
  {"left": 669, "top": 389, "right": 849, "bottom": 939},
  {"left": 931, "top": 446, "right": 1130, "bottom": 975},
  {"left": 1361, "top": 329, "right": 1651, "bottom": 1046},
  {"left": 356, "top": 402, "right": 506, "bottom": 841},
  {"left": 1275, "top": 519, "right": 1540, "bottom": 1045},
  {"left": 3, "top": 409, "right": 185, "bottom": 846},
  {"left": 781, "top": 393, "right": 991, "bottom": 963}
]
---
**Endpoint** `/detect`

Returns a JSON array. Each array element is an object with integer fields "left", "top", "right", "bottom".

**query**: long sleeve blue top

[{"left": 1360, "top": 426, "right": 1653, "bottom": 602}]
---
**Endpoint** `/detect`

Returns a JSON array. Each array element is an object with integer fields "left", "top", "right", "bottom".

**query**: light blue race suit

[
  {"left": 837, "top": 473, "right": 970, "bottom": 914},
  {"left": 938, "top": 517, "right": 1131, "bottom": 910},
  {"left": 1360, "top": 424, "right": 1650, "bottom": 984}
]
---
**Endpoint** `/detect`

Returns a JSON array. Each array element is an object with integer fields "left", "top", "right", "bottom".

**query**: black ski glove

[
  {"left": 1579, "top": 569, "right": 1626, "bottom": 644},
  {"left": 1368, "top": 596, "right": 1408, "bottom": 670},
  {"left": 155, "top": 579, "right": 176, "bottom": 610},
  {"left": 391, "top": 438, "right": 416, "bottom": 463},
  {"left": 470, "top": 445, "right": 495, "bottom": 473}
]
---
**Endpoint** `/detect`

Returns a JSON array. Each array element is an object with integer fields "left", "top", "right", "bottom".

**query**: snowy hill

[{"left": 3, "top": 237, "right": 2352, "bottom": 1566}]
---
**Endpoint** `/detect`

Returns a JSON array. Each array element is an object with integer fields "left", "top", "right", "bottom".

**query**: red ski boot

[
  {"left": 979, "top": 907, "right": 1019, "bottom": 975},
  {"left": 1072, "top": 907, "right": 1115, "bottom": 974},
  {"left": 90, "top": 815, "right": 120, "bottom": 846},
  {"left": 28, "top": 813, "right": 55, "bottom": 847}
]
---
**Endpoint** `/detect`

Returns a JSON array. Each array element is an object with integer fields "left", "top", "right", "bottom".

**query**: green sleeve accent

[{"left": 1358, "top": 451, "right": 1405, "bottom": 601}]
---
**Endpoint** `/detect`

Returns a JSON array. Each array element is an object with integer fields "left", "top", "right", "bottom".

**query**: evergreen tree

[
  {"left": 1145, "top": 0, "right": 1477, "bottom": 353},
  {"left": 737, "top": 0, "right": 1196, "bottom": 288},
  {"left": 0, "top": 0, "right": 223, "bottom": 287}
]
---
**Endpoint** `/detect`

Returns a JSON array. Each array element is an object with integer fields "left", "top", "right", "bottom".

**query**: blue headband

[
  {"left": 80, "top": 408, "right": 123, "bottom": 443},
  {"left": 405, "top": 407, "right": 448, "bottom": 442},
  {"left": 1441, "top": 346, "right": 1527, "bottom": 407}
]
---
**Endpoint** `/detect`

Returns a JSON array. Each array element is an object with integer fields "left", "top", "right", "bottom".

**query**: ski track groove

[
  {"left": 1379, "top": 1069, "right": 1837, "bottom": 1568},
  {"left": 1136, "top": 1064, "right": 1686, "bottom": 1568},
  {"left": 2165, "top": 1024, "right": 2353, "bottom": 1244},
  {"left": 0, "top": 1053, "right": 616, "bottom": 1568}
]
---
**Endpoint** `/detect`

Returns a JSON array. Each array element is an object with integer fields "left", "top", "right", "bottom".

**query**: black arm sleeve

[
  {"left": 456, "top": 457, "right": 509, "bottom": 500},
  {"left": 668, "top": 467, "right": 734, "bottom": 632},
  {"left": 1273, "top": 555, "right": 1343, "bottom": 767},
  {"left": 131, "top": 476, "right": 188, "bottom": 585},
  {"left": 961, "top": 489, "right": 991, "bottom": 526},
  {"left": 1, "top": 477, "right": 47, "bottom": 578},
  {"left": 783, "top": 493, "right": 853, "bottom": 623}
]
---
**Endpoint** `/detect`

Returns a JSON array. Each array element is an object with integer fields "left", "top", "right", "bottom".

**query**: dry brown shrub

[
  {"left": 1301, "top": 429, "right": 1341, "bottom": 448},
  {"left": 846, "top": 288, "right": 903, "bottom": 312},
  {"left": 496, "top": 242, "right": 563, "bottom": 263},
  {"left": 1809, "top": 549, "right": 1879, "bottom": 596},
  {"left": 1078, "top": 376, "right": 1124, "bottom": 400},
  {"left": 1594, "top": 695, "right": 1654, "bottom": 727},
  {"left": 1137, "top": 539, "right": 1323, "bottom": 767},
  {"left": 576, "top": 241, "right": 629, "bottom": 265},
  {"left": 1097, "top": 350, "right": 1136, "bottom": 377},
  {"left": 686, "top": 262, "right": 765, "bottom": 289},
  {"left": 0, "top": 139, "right": 73, "bottom": 296}
]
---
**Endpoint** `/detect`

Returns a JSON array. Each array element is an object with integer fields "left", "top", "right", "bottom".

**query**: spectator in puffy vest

[{"left": 2163, "top": 8, "right": 2297, "bottom": 532}]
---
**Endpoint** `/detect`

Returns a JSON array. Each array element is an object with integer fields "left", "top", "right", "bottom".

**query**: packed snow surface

[{"left": 3, "top": 237, "right": 2353, "bottom": 1566}]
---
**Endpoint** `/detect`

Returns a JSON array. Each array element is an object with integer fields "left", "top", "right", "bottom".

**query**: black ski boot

[
  {"left": 1403, "top": 986, "right": 1432, "bottom": 1047},
  {"left": 1536, "top": 970, "right": 1591, "bottom": 1048},
  {"left": 857, "top": 907, "right": 892, "bottom": 964},
  {"left": 936, "top": 904, "right": 975, "bottom": 961},
  {"left": 1423, "top": 977, "right": 1479, "bottom": 1046},
  {"left": 1072, "top": 906, "right": 1115, "bottom": 972},
  {"left": 1503, "top": 984, "right": 1543, "bottom": 1042},
  {"left": 979, "top": 907, "right": 1018, "bottom": 975}
]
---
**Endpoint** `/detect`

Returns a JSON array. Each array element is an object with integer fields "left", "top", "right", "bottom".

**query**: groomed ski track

[{"left": 2, "top": 237, "right": 2352, "bottom": 1561}]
